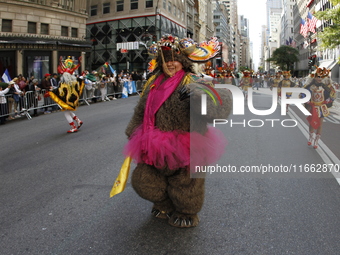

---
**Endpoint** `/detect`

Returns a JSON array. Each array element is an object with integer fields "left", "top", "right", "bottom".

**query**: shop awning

[
  {"left": 58, "top": 41, "right": 92, "bottom": 47},
  {"left": 318, "top": 60, "right": 337, "bottom": 70},
  {"left": 0, "top": 39, "right": 57, "bottom": 44}
]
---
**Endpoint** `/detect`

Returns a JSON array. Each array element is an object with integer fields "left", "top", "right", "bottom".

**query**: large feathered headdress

[{"left": 147, "top": 34, "right": 221, "bottom": 75}]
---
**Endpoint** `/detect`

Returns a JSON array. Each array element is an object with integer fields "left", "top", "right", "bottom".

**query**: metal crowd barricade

[{"left": 0, "top": 79, "right": 141, "bottom": 122}]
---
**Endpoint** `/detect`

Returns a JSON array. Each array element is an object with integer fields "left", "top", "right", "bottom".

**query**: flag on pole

[
  {"left": 1, "top": 69, "right": 11, "bottom": 83},
  {"left": 303, "top": 40, "right": 309, "bottom": 49},
  {"left": 300, "top": 18, "right": 308, "bottom": 37},
  {"left": 307, "top": 12, "right": 318, "bottom": 33},
  {"left": 109, "top": 64, "right": 116, "bottom": 77},
  {"left": 291, "top": 39, "right": 296, "bottom": 48}
]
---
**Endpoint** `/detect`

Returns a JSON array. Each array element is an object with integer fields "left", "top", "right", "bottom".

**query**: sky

[{"left": 237, "top": 0, "right": 267, "bottom": 70}]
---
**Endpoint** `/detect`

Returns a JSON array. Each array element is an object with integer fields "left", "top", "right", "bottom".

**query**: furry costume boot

[
  {"left": 67, "top": 122, "right": 78, "bottom": 133},
  {"left": 131, "top": 163, "right": 204, "bottom": 228}
]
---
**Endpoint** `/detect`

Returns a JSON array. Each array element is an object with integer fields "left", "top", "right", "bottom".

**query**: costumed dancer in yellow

[
  {"left": 239, "top": 70, "right": 253, "bottom": 99},
  {"left": 278, "top": 70, "right": 297, "bottom": 113},
  {"left": 269, "top": 71, "right": 282, "bottom": 98},
  {"left": 49, "top": 56, "right": 84, "bottom": 133},
  {"left": 303, "top": 67, "right": 336, "bottom": 149}
]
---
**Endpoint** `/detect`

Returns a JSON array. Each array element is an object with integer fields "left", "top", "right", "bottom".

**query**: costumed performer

[
  {"left": 269, "top": 71, "right": 282, "bottom": 98},
  {"left": 239, "top": 70, "right": 253, "bottom": 99},
  {"left": 111, "top": 34, "right": 232, "bottom": 228},
  {"left": 224, "top": 63, "right": 235, "bottom": 85},
  {"left": 49, "top": 56, "right": 84, "bottom": 133},
  {"left": 278, "top": 70, "right": 297, "bottom": 113},
  {"left": 303, "top": 67, "right": 336, "bottom": 149}
]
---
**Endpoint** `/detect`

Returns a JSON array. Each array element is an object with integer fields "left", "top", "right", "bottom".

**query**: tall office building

[{"left": 86, "top": 0, "right": 187, "bottom": 71}]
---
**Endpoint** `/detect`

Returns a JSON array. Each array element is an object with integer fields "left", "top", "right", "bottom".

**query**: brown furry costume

[{"left": 125, "top": 36, "right": 232, "bottom": 227}]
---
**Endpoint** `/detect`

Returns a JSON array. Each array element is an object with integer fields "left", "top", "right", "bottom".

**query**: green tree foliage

[
  {"left": 314, "top": 0, "right": 340, "bottom": 49},
  {"left": 266, "top": 45, "right": 299, "bottom": 71},
  {"left": 239, "top": 66, "right": 249, "bottom": 72}
]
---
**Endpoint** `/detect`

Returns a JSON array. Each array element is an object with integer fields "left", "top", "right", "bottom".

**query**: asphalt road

[{"left": 1, "top": 92, "right": 340, "bottom": 255}]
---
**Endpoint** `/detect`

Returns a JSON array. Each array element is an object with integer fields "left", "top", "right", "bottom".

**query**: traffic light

[
  {"left": 308, "top": 55, "right": 316, "bottom": 69},
  {"left": 308, "top": 59, "right": 313, "bottom": 68}
]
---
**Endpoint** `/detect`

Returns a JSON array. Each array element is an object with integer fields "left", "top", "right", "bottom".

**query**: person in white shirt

[{"left": 0, "top": 83, "right": 11, "bottom": 124}]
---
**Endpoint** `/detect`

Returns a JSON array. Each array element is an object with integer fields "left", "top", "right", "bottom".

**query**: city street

[{"left": 1, "top": 91, "right": 340, "bottom": 255}]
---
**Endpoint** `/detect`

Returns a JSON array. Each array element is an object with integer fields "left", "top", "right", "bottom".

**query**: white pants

[{"left": 64, "top": 111, "right": 76, "bottom": 123}]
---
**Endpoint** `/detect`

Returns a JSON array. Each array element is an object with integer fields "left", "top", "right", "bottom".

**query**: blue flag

[{"left": 1, "top": 69, "right": 11, "bottom": 83}]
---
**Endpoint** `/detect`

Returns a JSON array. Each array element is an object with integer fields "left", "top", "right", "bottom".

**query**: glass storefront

[
  {"left": 87, "top": 15, "right": 186, "bottom": 73},
  {"left": 27, "top": 55, "right": 50, "bottom": 81}
]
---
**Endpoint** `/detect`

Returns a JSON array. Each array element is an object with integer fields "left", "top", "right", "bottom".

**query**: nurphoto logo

[{"left": 199, "top": 85, "right": 312, "bottom": 128}]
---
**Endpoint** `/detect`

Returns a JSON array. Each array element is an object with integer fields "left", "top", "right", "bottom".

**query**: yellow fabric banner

[{"left": 110, "top": 156, "right": 132, "bottom": 197}]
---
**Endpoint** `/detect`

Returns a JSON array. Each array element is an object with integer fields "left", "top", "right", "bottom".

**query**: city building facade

[
  {"left": 86, "top": 0, "right": 187, "bottom": 72},
  {"left": 0, "top": 0, "right": 90, "bottom": 79}
]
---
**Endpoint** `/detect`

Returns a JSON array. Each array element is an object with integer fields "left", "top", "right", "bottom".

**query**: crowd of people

[{"left": 0, "top": 69, "right": 146, "bottom": 125}]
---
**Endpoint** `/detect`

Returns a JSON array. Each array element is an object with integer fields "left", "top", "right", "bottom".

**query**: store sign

[{"left": 117, "top": 42, "right": 139, "bottom": 51}]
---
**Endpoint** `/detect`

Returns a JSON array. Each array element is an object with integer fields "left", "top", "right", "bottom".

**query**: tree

[
  {"left": 266, "top": 45, "right": 299, "bottom": 71},
  {"left": 315, "top": 0, "right": 340, "bottom": 50},
  {"left": 239, "top": 66, "right": 249, "bottom": 72}
]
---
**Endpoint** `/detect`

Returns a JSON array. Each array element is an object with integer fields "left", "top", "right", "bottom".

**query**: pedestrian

[
  {"left": 303, "top": 67, "right": 336, "bottom": 149},
  {"left": 41, "top": 73, "right": 52, "bottom": 114},
  {"left": 6, "top": 81, "right": 16, "bottom": 119},
  {"left": 109, "top": 73, "right": 117, "bottom": 100},
  {"left": 100, "top": 74, "right": 110, "bottom": 101},
  {"left": 25, "top": 78, "right": 40, "bottom": 117},
  {"left": 111, "top": 34, "right": 232, "bottom": 228},
  {"left": 12, "top": 78, "right": 24, "bottom": 117},
  {"left": 0, "top": 83, "right": 11, "bottom": 124},
  {"left": 49, "top": 56, "right": 84, "bottom": 133}
]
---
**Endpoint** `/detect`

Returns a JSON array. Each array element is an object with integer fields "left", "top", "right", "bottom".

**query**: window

[
  {"left": 90, "top": 5, "right": 98, "bottom": 16},
  {"left": 103, "top": 3, "right": 110, "bottom": 14},
  {"left": 146, "top": 0, "right": 153, "bottom": 8},
  {"left": 40, "top": 23, "right": 49, "bottom": 35},
  {"left": 71, "top": 27, "right": 78, "bottom": 37},
  {"left": 131, "top": 0, "right": 138, "bottom": 9},
  {"left": 28, "top": 22, "right": 37, "bottom": 34},
  {"left": 2, "top": 19, "right": 12, "bottom": 32},
  {"left": 174, "top": 5, "right": 176, "bottom": 16},
  {"left": 61, "top": 26, "right": 68, "bottom": 36},
  {"left": 117, "top": 0, "right": 124, "bottom": 11},
  {"left": 163, "top": 0, "right": 166, "bottom": 9},
  {"left": 168, "top": 2, "right": 171, "bottom": 12}
]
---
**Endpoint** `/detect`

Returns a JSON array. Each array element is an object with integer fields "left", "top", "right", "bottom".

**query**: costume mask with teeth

[{"left": 148, "top": 34, "right": 221, "bottom": 77}]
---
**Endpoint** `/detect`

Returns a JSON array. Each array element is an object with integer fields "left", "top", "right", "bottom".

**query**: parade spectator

[
  {"left": 6, "top": 81, "right": 16, "bottom": 119},
  {"left": 100, "top": 74, "right": 110, "bottom": 101},
  {"left": 50, "top": 73, "right": 60, "bottom": 112},
  {"left": 0, "top": 83, "right": 11, "bottom": 124},
  {"left": 13, "top": 78, "right": 24, "bottom": 117},
  {"left": 26, "top": 79, "right": 40, "bottom": 117},
  {"left": 109, "top": 73, "right": 117, "bottom": 100},
  {"left": 50, "top": 73, "right": 59, "bottom": 89},
  {"left": 41, "top": 73, "right": 53, "bottom": 114}
]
